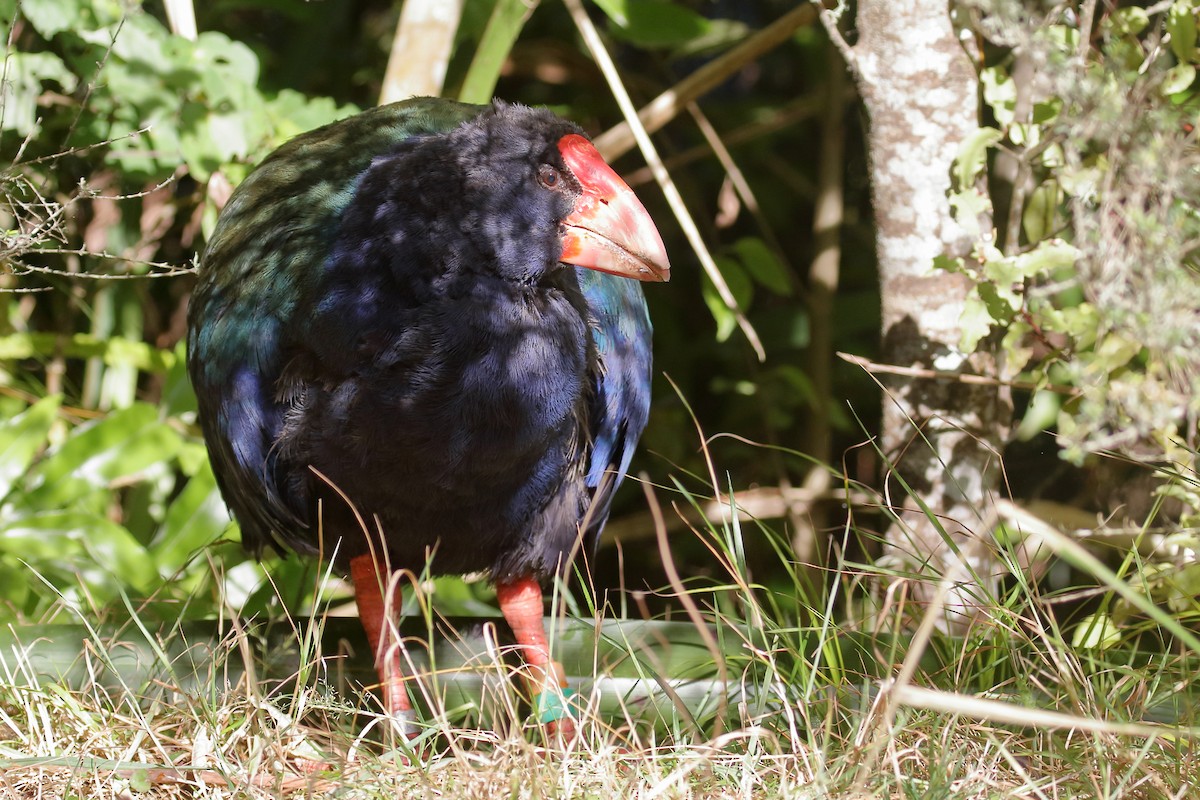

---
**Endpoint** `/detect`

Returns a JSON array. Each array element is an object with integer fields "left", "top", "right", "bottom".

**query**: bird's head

[{"left": 441, "top": 102, "right": 671, "bottom": 286}]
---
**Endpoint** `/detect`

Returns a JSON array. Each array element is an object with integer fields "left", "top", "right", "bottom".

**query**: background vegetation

[{"left": 2, "top": 0, "right": 1200, "bottom": 796}]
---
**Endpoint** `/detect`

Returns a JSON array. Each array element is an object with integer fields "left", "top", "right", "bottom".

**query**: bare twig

[
  {"left": 817, "top": 4, "right": 859, "bottom": 81},
  {"left": 684, "top": 102, "right": 796, "bottom": 288},
  {"left": 837, "top": 351, "right": 1078, "bottom": 395},
  {"left": 599, "top": 483, "right": 874, "bottom": 546},
  {"left": 5, "top": 255, "right": 194, "bottom": 280},
  {"left": 592, "top": 4, "right": 818, "bottom": 161},
  {"left": 1077, "top": 0, "right": 1098, "bottom": 61},
  {"left": 623, "top": 92, "right": 844, "bottom": 187}
]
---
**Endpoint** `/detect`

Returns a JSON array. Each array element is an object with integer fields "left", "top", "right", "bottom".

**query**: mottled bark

[{"left": 838, "top": 0, "right": 1012, "bottom": 620}]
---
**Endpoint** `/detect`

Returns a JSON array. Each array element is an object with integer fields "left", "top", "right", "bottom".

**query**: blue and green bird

[{"left": 186, "top": 98, "right": 669, "bottom": 737}]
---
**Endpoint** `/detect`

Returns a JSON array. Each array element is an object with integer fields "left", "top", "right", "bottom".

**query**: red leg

[
  {"left": 495, "top": 577, "right": 577, "bottom": 740},
  {"left": 350, "top": 554, "right": 416, "bottom": 736}
]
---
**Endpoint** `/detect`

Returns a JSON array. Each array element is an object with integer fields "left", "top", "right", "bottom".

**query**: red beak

[{"left": 557, "top": 134, "right": 670, "bottom": 283}]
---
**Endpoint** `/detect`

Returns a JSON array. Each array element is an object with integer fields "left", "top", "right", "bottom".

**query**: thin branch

[
  {"left": 837, "top": 351, "right": 1078, "bottom": 395},
  {"left": 623, "top": 91, "right": 848, "bottom": 187},
  {"left": 5, "top": 255, "right": 195, "bottom": 279},
  {"left": 817, "top": 3, "right": 859, "bottom": 81},
  {"left": 591, "top": 4, "right": 818, "bottom": 161},
  {"left": 1077, "top": 0, "right": 1098, "bottom": 61},
  {"left": 684, "top": 101, "right": 796, "bottom": 290}
]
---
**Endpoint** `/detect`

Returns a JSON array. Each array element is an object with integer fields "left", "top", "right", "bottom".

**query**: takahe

[{"left": 186, "top": 98, "right": 668, "bottom": 738}]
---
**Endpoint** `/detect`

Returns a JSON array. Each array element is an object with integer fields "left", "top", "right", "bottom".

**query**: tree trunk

[{"left": 840, "top": 0, "right": 1012, "bottom": 621}]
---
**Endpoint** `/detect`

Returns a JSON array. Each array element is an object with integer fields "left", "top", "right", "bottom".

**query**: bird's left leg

[
  {"left": 495, "top": 576, "right": 577, "bottom": 740},
  {"left": 350, "top": 553, "right": 417, "bottom": 738}
]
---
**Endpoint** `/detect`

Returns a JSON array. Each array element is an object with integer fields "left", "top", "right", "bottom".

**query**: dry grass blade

[
  {"left": 895, "top": 685, "right": 1196, "bottom": 739},
  {"left": 641, "top": 474, "right": 729, "bottom": 738}
]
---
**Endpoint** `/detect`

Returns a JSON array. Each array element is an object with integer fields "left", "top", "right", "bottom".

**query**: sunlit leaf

[
  {"left": 1169, "top": 0, "right": 1198, "bottom": 63},
  {"left": 0, "top": 333, "right": 176, "bottom": 373},
  {"left": 22, "top": 404, "right": 184, "bottom": 508},
  {"left": 0, "top": 511, "right": 158, "bottom": 593},
  {"left": 151, "top": 462, "right": 231, "bottom": 567},
  {"left": 19, "top": 0, "right": 84, "bottom": 37},
  {"left": 1162, "top": 63, "right": 1196, "bottom": 95},
  {"left": 1071, "top": 612, "right": 1122, "bottom": 650},
  {"left": 702, "top": 256, "right": 752, "bottom": 342},
  {"left": 954, "top": 127, "right": 1003, "bottom": 188},
  {"left": 0, "top": 396, "right": 59, "bottom": 502}
]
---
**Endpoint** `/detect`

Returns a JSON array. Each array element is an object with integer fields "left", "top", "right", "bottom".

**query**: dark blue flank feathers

[{"left": 188, "top": 98, "right": 652, "bottom": 583}]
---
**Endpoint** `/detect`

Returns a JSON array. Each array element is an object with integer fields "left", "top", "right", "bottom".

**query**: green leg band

[{"left": 531, "top": 687, "right": 578, "bottom": 724}]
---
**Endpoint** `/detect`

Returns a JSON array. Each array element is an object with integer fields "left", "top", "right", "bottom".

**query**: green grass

[{"left": 2, "top": 467, "right": 1199, "bottom": 799}]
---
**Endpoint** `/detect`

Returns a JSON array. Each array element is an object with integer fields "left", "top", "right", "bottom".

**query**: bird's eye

[{"left": 538, "top": 164, "right": 561, "bottom": 189}]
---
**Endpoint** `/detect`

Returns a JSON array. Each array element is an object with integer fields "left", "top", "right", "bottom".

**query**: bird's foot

[
  {"left": 544, "top": 715, "right": 577, "bottom": 742},
  {"left": 531, "top": 686, "right": 580, "bottom": 743}
]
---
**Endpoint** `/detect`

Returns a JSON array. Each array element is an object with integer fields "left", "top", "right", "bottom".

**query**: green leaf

[
  {"left": 1162, "top": 63, "right": 1197, "bottom": 95},
  {"left": 1169, "top": 0, "right": 1198, "bottom": 63},
  {"left": 732, "top": 237, "right": 792, "bottom": 296},
  {"left": 1016, "top": 389, "right": 1061, "bottom": 441},
  {"left": 0, "top": 511, "right": 158, "bottom": 593},
  {"left": 80, "top": 13, "right": 167, "bottom": 64},
  {"left": 1058, "top": 156, "right": 1106, "bottom": 201},
  {"left": 948, "top": 187, "right": 991, "bottom": 239},
  {"left": 1030, "top": 97, "right": 1062, "bottom": 125},
  {"left": 459, "top": 0, "right": 538, "bottom": 105},
  {"left": 1008, "top": 241, "right": 1079, "bottom": 278},
  {"left": 19, "top": 0, "right": 83, "bottom": 37},
  {"left": 981, "top": 67, "right": 1016, "bottom": 126},
  {"left": 703, "top": 256, "right": 752, "bottom": 342},
  {"left": 1108, "top": 6, "right": 1150, "bottom": 37},
  {"left": 591, "top": 0, "right": 744, "bottom": 50},
  {"left": 954, "top": 127, "right": 1003, "bottom": 188},
  {"left": 193, "top": 31, "right": 260, "bottom": 87},
  {"left": 265, "top": 90, "right": 358, "bottom": 144},
  {"left": 151, "top": 462, "right": 231, "bottom": 568},
  {"left": 0, "top": 52, "right": 77, "bottom": 135},
  {"left": 1071, "top": 612, "right": 1121, "bottom": 650},
  {"left": 0, "top": 396, "right": 59, "bottom": 502},
  {"left": 0, "top": 333, "right": 176, "bottom": 372},
  {"left": 22, "top": 404, "right": 184, "bottom": 508},
  {"left": 1022, "top": 181, "right": 1061, "bottom": 244},
  {"left": 960, "top": 292, "right": 997, "bottom": 353}
]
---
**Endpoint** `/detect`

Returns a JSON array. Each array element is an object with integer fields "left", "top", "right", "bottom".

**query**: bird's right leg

[
  {"left": 496, "top": 577, "right": 577, "bottom": 740},
  {"left": 350, "top": 554, "right": 416, "bottom": 737}
]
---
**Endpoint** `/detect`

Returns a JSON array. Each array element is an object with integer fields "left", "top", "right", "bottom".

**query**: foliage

[
  {"left": 950, "top": 0, "right": 1200, "bottom": 469},
  {"left": 0, "top": 0, "right": 355, "bottom": 621}
]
